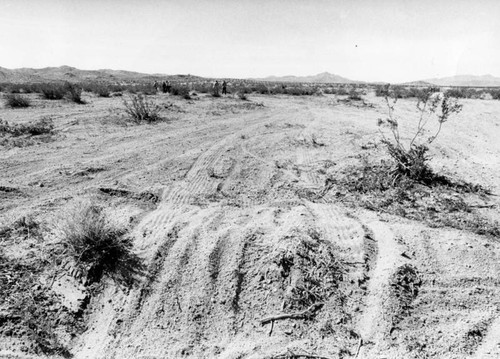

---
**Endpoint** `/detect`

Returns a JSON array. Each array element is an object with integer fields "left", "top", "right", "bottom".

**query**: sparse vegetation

[
  {"left": 0, "top": 116, "right": 54, "bottom": 136},
  {"left": 0, "top": 251, "right": 74, "bottom": 356},
  {"left": 4, "top": 93, "right": 31, "bottom": 108},
  {"left": 323, "top": 157, "right": 498, "bottom": 237},
  {"left": 123, "top": 94, "right": 163, "bottom": 123}
]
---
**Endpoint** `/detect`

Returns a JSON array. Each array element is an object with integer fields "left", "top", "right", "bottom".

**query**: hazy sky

[{"left": 1, "top": 0, "right": 499, "bottom": 82}]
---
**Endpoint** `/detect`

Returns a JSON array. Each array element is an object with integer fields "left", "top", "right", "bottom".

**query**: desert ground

[{"left": 1, "top": 88, "right": 500, "bottom": 359}]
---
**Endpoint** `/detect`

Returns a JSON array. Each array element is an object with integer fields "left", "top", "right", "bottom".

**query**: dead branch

[
  {"left": 355, "top": 337, "right": 363, "bottom": 358},
  {"left": 260, "top": 302, "right": 324, "bottom": 325},
  {"left": 272, "top": 352, "right": 332, "bottom": 359}
]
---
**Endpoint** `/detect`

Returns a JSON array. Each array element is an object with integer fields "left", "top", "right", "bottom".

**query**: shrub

[
  {"left": 377, "top": 84, "right": 462, "bottom": 183},
  {"left": 4, "top": 93, "right": 31, "bottom": 108},
  {"left": 65, "top": 83, "right": 85, "bottom": 104},
  {"left": 171, "top": 85, "right": 190, "bottom": 98},
  {"left": 347, "top": 88, "right": 362, "bottom": 101},
  {"left": 0, "top": 117, "right": 54, "bottom": 136},
  {"left": 57, "top": 200, "right": 143, "bottom": 286},
  {"left": 39, "top": 83, "right": 66, "bottom": 100},
  {"left": 123, "top": 94, "right": 163, "bottom": 123},
  {"left": 94, "top": 83, "right": 111, "bottom": 97}
]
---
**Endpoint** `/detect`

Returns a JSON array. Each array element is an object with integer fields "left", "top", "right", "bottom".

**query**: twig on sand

[
  {"left": 355, "top": 337, "right": 363, "bottom": 358},
  {"left": 260, "top": 302, "right": 324, "bottom": 325},
  {"left": 268, "top": 318, "right": 275, "bottom": 336},
  {"left": 271, "top": 349, "right": 332, "bottom": 359}
]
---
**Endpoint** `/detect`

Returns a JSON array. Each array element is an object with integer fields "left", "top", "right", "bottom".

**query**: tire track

[{"left": 356, "top": 220, "right": 407, "bottom": 357}]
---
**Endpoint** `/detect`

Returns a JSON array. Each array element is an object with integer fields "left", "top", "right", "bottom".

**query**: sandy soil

[{"left": 1, "top": 91, "right": 499, "bottom": 358}]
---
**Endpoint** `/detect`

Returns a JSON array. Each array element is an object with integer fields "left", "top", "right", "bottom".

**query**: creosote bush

[
  {"left": 65, "top": 83, "right": 85, "bottom": 104},
  {"left": 377, "top": 84, "right": 462, "bottom": 183},
  {"left": 57, "top": 200, "right": 144, "bottom": 286},
  {"left": 39, "top": 83, "right": 66, "bottom": 100},
  {"left": 123, "top": 94, "right": 163, "bottom": 123}
]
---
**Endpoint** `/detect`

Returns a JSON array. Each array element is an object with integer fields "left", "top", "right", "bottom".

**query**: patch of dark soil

[
  {"left": 388, "top": 264, "right": 422, "bottom": 325},
  {"left": 458, "top": 318, "right": 494, "bottom": 355},
  {"left": 0, "top": 185, "right": 21, "bottom": 193},
  {"left": 98, "top": 187, "right": 160, "bottom": 204},
  {"left": 71, "top": 166, "right": 106, "bottom": 177}
]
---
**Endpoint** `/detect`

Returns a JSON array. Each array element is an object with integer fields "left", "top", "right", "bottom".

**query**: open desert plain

[{"left": 1, "top": 82, "right": 500, "bottom": 359}]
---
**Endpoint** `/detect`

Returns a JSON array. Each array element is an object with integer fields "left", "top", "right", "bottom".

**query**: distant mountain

[
  {"left": 423, "top": 74, "right": 500, "bottom": 87},
  {"left": 0, "top": 66, "right": 203, "bottom": 83},
  {"left": 398, "top": 80, "right": 436, "bottom": 87},
  {"left": 253, "top": 72, "right": 356, "bottom": 84}
]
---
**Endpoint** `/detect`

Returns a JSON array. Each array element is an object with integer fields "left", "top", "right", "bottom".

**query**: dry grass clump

[
  {"left": 4, "top": 93, "right": 31, "bottom": 108},
  {"left": 56, "top": 200, "right": 144, "bottom": 286},
  {"left": 123, "top": 94, "right": 163, "bottom": 124}
]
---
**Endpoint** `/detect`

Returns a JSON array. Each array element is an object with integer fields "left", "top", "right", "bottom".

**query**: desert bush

[
  {"left": 123, "top": 94, "right": 163, "bottom": 123},
  {"left": 0, "top": 117, "right": 54, "bottom": 136},
  {"left": 171, "top": 85, "right": 190, "bottom": 98},
  {"left": 4, "top": 93, "right": 31, "bottom": 108},
  {"left": 348, "top": 88, "right": 362, "bottom": 101},
  {"left": 377, "top": 85, "right": 462, "bottom": 183},
  {"left": 193, "top": 82, "right": 212, "bottom": 93},
  {"left": 485, "top": 88, "right": 500, "bottom": 100},
  {"left": 39, "top": 83, "right": 66, "bottom": 100},
  {"left": 445, "top": 87, "right": 481, "bottom": 99},
  {"left": 65, "top": 83, "right": 85, "bottom": 104},
  {"left": 94, "top": 83, "right": 111, "bottom": 97},
  {"left": 57, "top": 200, "right": 144, "bottom": 286}
]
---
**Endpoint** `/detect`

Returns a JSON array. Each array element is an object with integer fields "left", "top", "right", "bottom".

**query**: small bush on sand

[
  {"left": 65, "top": 83, "right": 85, "bottom": 104},
  {"left": 123, "top": 94, "right": 163, "bottom": 123},
  {"left": 4, "top": 93, "right": 31, "bottom": 108},
  {"left": 39, "top": 83, "right": 66, "bottom": 100},
  {"left": 57, "top": 200, "right": 143, "bottom": 286}
]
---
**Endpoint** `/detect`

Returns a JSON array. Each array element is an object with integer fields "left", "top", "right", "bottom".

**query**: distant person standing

[
  {"left": 153, "top": 80, "right": 159, "bottom": 91},
  {"left": 222, "top": 81, "right": 227, "bottom": 95},
  {"left": 213, "top": 81, "right": 221, "bottom": 96},
  {"left": 166, "top": 81, "right": 172, "bottom": 94},
  {"left": 162, "top": 81, "right": 168, "bottom": 93}
]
